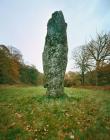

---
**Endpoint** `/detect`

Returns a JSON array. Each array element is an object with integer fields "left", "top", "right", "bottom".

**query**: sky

[{"left": 0, "top": 0, "right": 110, "bottom": 72}]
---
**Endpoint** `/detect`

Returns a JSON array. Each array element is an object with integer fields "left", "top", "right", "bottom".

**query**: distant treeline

[
  {"left": 0, "top": 34, "right": 110, "bottom": 87},
  {"left": 70, "top": 32, "right": 110, "bottom": 86},
  {"left": 0, "top": 45, "right": 43, "bottom": 85},
  {"left": 64, "top": 64, "right": 110, "bottom": 87}
]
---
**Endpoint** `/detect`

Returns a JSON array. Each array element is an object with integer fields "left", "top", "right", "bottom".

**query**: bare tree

[
  {"left": 87, "top": 33, "right": 110, "bottom": 85},
  {"left": 72, "top": 45, "right": 91, "bottom": 85}
]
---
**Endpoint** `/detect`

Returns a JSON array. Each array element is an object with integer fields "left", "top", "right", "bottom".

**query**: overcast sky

[{"left": 0, "top": 0, "right": 110, "bottom": 72}]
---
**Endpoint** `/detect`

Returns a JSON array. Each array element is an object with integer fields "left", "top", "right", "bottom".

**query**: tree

[
  {"left": 28, "top": 65, "right": 39, "bottom": 85},
  {"left": 98, "top": 63, "right": 110, "bottom": 85},
  {"left": 9, "top": 46, "right": 22, "bottom": 83},
  {"left": 87, "top": 33, "right": 110, "bottom": 85},
  {"left": 20, "top": 64, "right": 39, "bottom": 85},
  {"left": 37, "top": 72, "right": 44, "bottom": 86},
  {"left": 64, "top": 71, "right": 80, "bottom": 87},
  {"left": 72, "top": 46, "right": 91, "bottom": 85},
  {"left": 0, "top": 44, "right": 40, "bottom": 85},
  {"left": 0, "top": 45, "right": 11, "bottom": 83},
  {"left": 0, "top": 45, "right": 23, "bottom": 84}
]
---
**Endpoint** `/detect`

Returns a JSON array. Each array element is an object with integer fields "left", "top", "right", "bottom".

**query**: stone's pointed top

[
  {"left": 52, "top": 11, "right": 63, "bottom": 17},
  {"left": 51, "top": 10, "right": 65, "bottom": 22},
  {"left": 47, "top": 11, "right": 67, "bottom": 35}
]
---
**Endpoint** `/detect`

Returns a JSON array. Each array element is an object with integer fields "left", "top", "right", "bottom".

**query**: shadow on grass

[{"left": 31, "top": 93, "right": 82, "bottom": 103}]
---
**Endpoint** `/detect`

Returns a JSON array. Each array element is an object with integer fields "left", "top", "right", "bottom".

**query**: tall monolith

[{"left": 43, "top": 11, "right": 68, "bottom": 97}]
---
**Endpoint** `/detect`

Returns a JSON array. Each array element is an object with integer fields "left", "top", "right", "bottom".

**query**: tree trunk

[
  {"left": 96, "top": 61, "right": 100, "bottom": 86},
  {"left": 81, "top": 72, "right": 85, "bottom": 86}
]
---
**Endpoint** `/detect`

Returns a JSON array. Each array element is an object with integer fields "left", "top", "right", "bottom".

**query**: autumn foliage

[{"left": 0, "top": 45, "right": 42, "bottom": 85}]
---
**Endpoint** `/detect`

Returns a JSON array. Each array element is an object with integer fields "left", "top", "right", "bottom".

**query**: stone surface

[{"left": 42, "top": 11, "right": 68, "bottom": 97}]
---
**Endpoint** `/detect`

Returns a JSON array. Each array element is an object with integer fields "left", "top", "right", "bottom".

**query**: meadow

[{"left": 0, "top": 86, "right": 110, "bottom": 140}]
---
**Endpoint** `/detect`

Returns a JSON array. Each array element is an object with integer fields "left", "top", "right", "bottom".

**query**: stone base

[{"left": 46, "top": 88, "right": 65, "bottom": 98}]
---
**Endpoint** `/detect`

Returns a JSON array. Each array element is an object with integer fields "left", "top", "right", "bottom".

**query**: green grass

[{"left": 0, "top": 86, "right": 110, "bottom": 140}]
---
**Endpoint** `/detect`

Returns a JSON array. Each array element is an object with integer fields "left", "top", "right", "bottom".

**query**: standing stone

[{"left": 42, "top": 11, "right": 68, "bottom": 97}]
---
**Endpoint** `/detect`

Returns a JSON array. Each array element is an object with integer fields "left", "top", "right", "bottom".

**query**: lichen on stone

[{"left": 42, "top": 11, "right": 68, "bottom": 97}]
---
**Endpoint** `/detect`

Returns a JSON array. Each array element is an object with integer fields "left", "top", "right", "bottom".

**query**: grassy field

[{"left": 0, "top": 86, "right": 110, "bottom": 140}]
